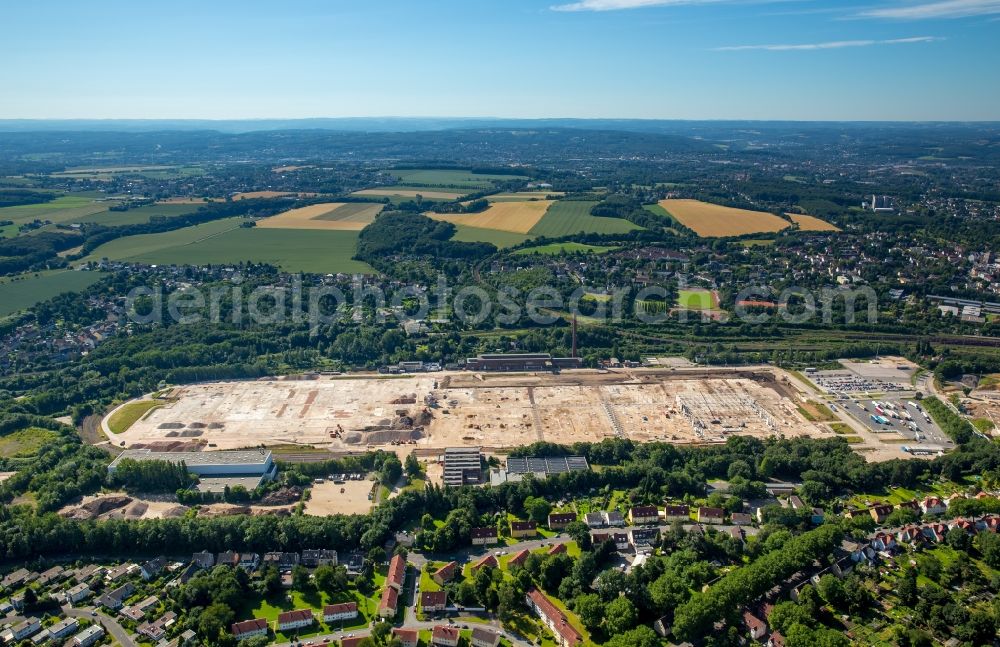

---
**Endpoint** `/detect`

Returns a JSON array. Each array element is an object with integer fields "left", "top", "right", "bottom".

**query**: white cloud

[
  {"left": 713, "top": 36, "right": 942, "bottom": 50},
  {"left": 551, "top": 0, "right": 722, "bottom": 12},
  {"left": 862, "top": 0, "right": 1000, "bottom": 19}
]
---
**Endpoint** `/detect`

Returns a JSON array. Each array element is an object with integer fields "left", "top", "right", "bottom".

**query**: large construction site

[{"left": 106, "top": 367, "right": 831, "bottom": 452}]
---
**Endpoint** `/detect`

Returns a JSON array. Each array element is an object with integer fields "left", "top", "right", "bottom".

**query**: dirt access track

[{"left": 104, "top": 367, "right": 833, "bottom": 452}]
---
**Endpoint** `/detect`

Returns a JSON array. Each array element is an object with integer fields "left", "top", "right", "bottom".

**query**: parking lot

[
  {"left": 808, "top": 370, "right": 910, "bottom": 394},
  {"left": 837, "top": 397, "right": 953, "bottom": 447}
]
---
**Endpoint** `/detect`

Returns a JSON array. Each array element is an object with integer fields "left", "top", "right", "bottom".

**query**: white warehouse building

[{"left": 108, "top": 449, "right": 277, "bottom": 492}]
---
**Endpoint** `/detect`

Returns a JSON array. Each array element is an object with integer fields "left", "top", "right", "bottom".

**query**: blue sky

[{"left": 2, "top": 0, "right": 998, "bottom": 120}]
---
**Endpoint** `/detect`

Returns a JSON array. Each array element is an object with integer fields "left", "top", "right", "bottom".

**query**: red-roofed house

[
  {"left": 508, "top": 549, "right": 531, "bottom": 568},
  {"left": 432, "top": 561, "right": 458, "bottom": 585},
  {"left": 743, "top": 611, "right": 766, "bottom": 641},
  {"left": 432, "top": 625, "right": 460, "bottom": 647},
  {"left": 393, "top": 628, "right": 418, "bottom": 647},
  {"left": 921, "top": 497, "right": 947, "bottom": 516},
  {"left": 379, "top": 586, "right": 399, "bottom": 618},
  {"left": 525, "top": 589, "right": 583, "bottom": 647},
  {"left": 547, "top": 543, "right": 567, "bottom": 557},
  {"left": 231, "top": 619, "right": 268, "bottom": 641},
  {"left": 322, "top": 602, "right": 358, "bottom": 624},
  {"left": 421, "top": 591, "right": 448, "bottom": 613},
  {"left": 276, "top": 610, "right": 313, "bottom": 633},
  {"left": 387, "top": 554, "right": 406, "bottom": 591},
  {"left": 471, "top": 554, "right": 498, "bottom": 573}
]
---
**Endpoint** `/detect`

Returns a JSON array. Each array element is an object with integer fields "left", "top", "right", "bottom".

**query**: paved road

[{"left": 63, "top": 606, "right": 136, "bottom": 647}]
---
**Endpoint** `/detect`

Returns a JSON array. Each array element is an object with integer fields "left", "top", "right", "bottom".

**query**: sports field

[
  {"left": 429, "top": 200, "right": 552, "bottom": 234},
  {"left": 513, "top": 242, "right": 617, "bottom": 256},
  {"left": 352, "top": 188, "right": 466, "bottom": 200},
  {"left": 392, "top": 169, "right": 528, "bottom": 188},
  {"left": 659, "top": 199, "right": 791, "bottom": 237},
  {"left": 0, "top": 270, "right": 106, "bottom": 316},
  {"left": 528, "top": 200, "right": 642, "bottom": 237},
  {"left": 258, "top": 203, "right": 383, "bottom": 231},
  {"left": 85, "top": 220, "right": 372, "bottom": 274},
  {"left": 787, "top": 213, "right": 841, "bottom": 232},
  {"left": 677, "top": 289, "right": 719, "bottom": 310}
]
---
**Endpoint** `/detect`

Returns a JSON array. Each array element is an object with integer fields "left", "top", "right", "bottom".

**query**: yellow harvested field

[
  {"left": 429, "top": 200, "right": 552, "bottom": 234},
  {"left": 787, "top": 213, "right": 841, "bottom": 232},
  {"left": 352, "top": 188, "right": 465, "bottom": 200},
  {"left": 659, "top": 199, "right": 791, "bottom": 237},
  {"left": 257, "top": 202, "right": 383, "bottom": 231}
]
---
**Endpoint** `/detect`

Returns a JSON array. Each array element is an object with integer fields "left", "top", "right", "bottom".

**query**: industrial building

[
  {"left": 108, "top": 449, "right": 277, "bottom": 493},
  {"left": 442, "top": 447, "right": 482, "bottom": 486},
  {"left": 464, "top": 353, "right": 582, "bottom": 372},
  {"left": 490, "top": 455, "right": 589, "bottom": 485}
]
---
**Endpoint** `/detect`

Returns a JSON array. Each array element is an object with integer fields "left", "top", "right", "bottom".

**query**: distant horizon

[{"left": 3, "top": 1, "right": 998, "bottom": 122}]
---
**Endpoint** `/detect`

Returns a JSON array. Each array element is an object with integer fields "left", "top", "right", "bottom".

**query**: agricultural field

[
  {"left": 513, "top": 242, "right": 617, "bottom": 256},
  {"left": 676, "top": 288, "right": 718, "bottom": 310},
  {"left": 0, "top": 194, "right": 108, "bottom": 231},
  {"left": 392, "top": 168, "right": 528, "bottom": 188},
  {"left": 352, "top": 187, "right": 467, "bottom": 200},
  {"left": 258, "top": 202, "right": 383, "bottom": 231},
  {"left": 81, "top": 218, "right": 243, "bottom": 263},
  {"left": 429, "top": 200, "right": 553, "bottom": 234},
  {"left": 528, "top": 201, "right": 642, "bottom": 237},
  {"left": 488, "top": 191, "right": 564, "bottom": 202},
  {"left": 449, "top": 225, "right": 531, "bottom": 248},
  {"left": 787, "top": 213, "right": 840, "bottom": 232},
  {"left": 658, "top": 199, "right": 791, "bottom": 237},
  {"left": 76, "top": 203, "right": 200, "bottom": 226},
  {"left": 0, "top": 269, "right": 106, "bottom": 317}
]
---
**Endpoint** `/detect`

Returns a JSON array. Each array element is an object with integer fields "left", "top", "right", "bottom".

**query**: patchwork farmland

[
  {"left": 352, "top": 188, "right": 467, "bottom": 200},
  {"left": 659, "top": 199, "right": 791, "bottom": 237},
  {"left": 429, "top": 200, "right": 552, "bottom": 234},
  {"left": 258, "top": 202, "right": 383, "bottom": 231},
  {"left": 528, "top": 200, "right": 642, "bottom": 237},
  {"left": 787, "top": 213, "right": 841, "bottom": 232}
]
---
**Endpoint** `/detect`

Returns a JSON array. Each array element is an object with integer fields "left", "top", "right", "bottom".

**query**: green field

[
  {"left": 0, "top": 427, "right": 59, "bottom": 458},
  {"left": 677, "top": 289, "right": 716, "bottom": 310},
  {"left": 0, "top": 195, "right": 108, "bottom": 231},
  {"left": 528, "top": 201, "right": 642, "bottom": 237},
  {"left": 84, "top": 219, "right": 373, "bottom": 274},
  {"left": 450, "top": 224, "right": 532, "bottom": 248},
  {"left": 107, "top": 401, "right": 163, "bottom": 434},
  {"left": 393, "top": 169, "right": 528, "bottom": 188},
  {"left": 0, "top": 270, "right": 106, "bottom": 316},
  {"left": 76, "top": 203, "right": 200, "bottom": 226},
  {"left": 514, "top": 242, "right": 617, "bottom": 256}
]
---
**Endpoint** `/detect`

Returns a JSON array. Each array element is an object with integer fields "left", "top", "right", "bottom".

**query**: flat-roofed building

[
  {"left": 108, "top": 449, "right": 277, "bottom": 492},
  {"left": 443, "top": 447, "right": 482, "bottom": 487}
]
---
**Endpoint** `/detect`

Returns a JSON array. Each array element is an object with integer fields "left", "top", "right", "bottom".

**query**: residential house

[
  {"left": 511, "top": 521, "right": 538, "bottom": 539},
  {"left": 342, "top": 637, "right": 366, "bottom": 647},
  {"left": 548, "top": 513, "right": 577, "bottom": 529},
  {"left": 584, "top": 512, "right": 605, "bottom": 528},
  {"left": 393, "top": 628, "right": 419, "bottom": 647},
  {"left": 232, "top": 619, "right": 268, "bottom": 641},
  {"left": 138, "top": 611, "right": 177, "bottom": 641},
  {"left": 379, "top": 586, "right": 399, "bottom": 618},
  {"left": 192, "top": 551, "right": 215, "bottom": 569},
  {"left": 322, "top": 602, "right": 358, "bottom": 623},
  {"left": 471, "top": 628, "right": 501, "bottom": 647},
  {"left": 921, "top": 497, "right": 947, "bottom": 516},
  {"left": 592, "top": 531, "right": 630, "bottom": 551},
  {"left": 471, "top": 527, "right": 499, "bottom": 546},
  {"left": 37, "top": 565, "right": 66, "bottom": 586},
  {"left": 432, "top": 561, "right": 458, "bottom": 585},
  {"left": 897, "top": 526, "right": 924, "bottom": 545},
  {"left": 697, "top": 507, "right": 724, "bottom": 524},
  {"left": 508, "top": 549, "right": 531, "bottom": 568},
  {"left": 629, "top": 528, "right": 659, "bottom": 549},
  {"left": 896, "top": 499, "right": 920, "bottom": 515},
  {"left": 264, "top": 552, "right": 299, "bottom": 571},
  {"left": 1, "top": 568, "right": 34, "bottom": 589},
  {"left": 628, "top": 506, "right": 659, "bottom": 525},
  {"left": 10, "top": 619, "right": 42, "bottom": 642},
  {"left": 663, "top": 504, "right": 690, "bottom": 522},
  {"left": 276, "top": 609, "right": 314, "bottom": 633},
  {"left": 68, "top": 625, "right": 105, "bottom": 647},
  {"left": 421, "top": 591, "right": 448, "bottom": 613},
  {"left": 923, "top": 523, "right": 949, "bottom": 542},
  {"left": 67, "top": 583, "right": 92, "bottom": 604},
  {"left": 393, "top": 628, "right": 418, "bottom": 647},
  {"left": 387, "top": 554, "right": 407, "bottom": 590},
  {"left": 96, "top": 583, "right": 135, "bottom": 611},
  {"left": 432, "top": 625, "right": 460, "bottom": 647},
  {"left": 471, "top": 554, "right": 499, "bottom": 573},
  {"left": 47, "top": 618, "right": 79, "bottom": 642},
  {"left": 731, "top": 512, "right": 752, "bottom": 526},
  {"left": 768, "top": 630, "right": 786, "bottom": 647},
  {"left": 548, "top": 543, "right": 567, "bottom": 556},
  {"left": 525, "top": 588, "right": 583, "bottom": 647},
  {"left": 603, "top": 510, "right": 625, "bottom": 527},
  {"left": 788, "top": 495, "right": 805, "bottom": 510},
  {"left": 105, "top": 563, "right": 133, "bottom": 582},
  {"left": 743, "top": 611, "right": 767, "bottom": 641},
  {"left": 239, "top": 553, "right": 260, "bottom": 571},
  {"left": 727, "top": 527, "right": 745, "bottom": 543},
  {"left": 950, "top": 519, "right": 976, "bottom": 534},
  {"left": 140, "top": 556, "right": 167, "bottom": 580},
  {"left": 871, "top": 532, "right": 897, "bottom": 552},
  {"left": 120, "top": 595, "right": 159, "bottom": 621},
  {"left": 869, "top": 504, "right": 894, "bottom": 524},
  {"left": 217, "top": 551, "right": 239, "bottom": 568},
  {"left": 301, "top": 549, "right": 338, "bottom": 567}
]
